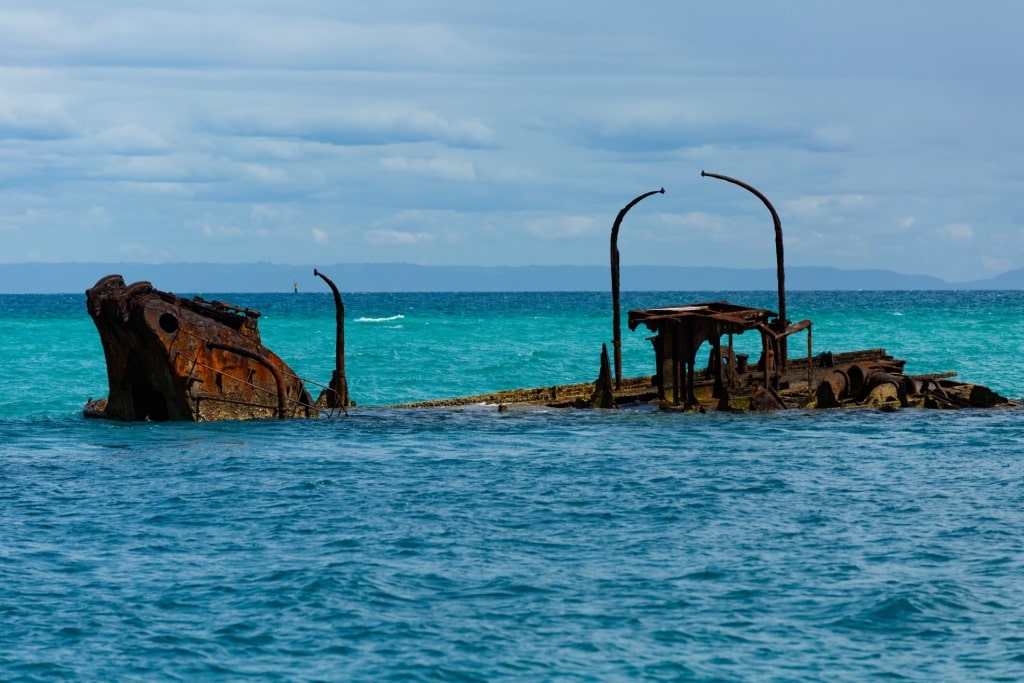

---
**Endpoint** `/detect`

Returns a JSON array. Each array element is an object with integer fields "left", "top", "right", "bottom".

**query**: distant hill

[
  {"left": 961, "top": 268, "right": 1024, "bottom": 289},
  {"left": 0, "top": 261, "right": 1018, "bottom": 294}
]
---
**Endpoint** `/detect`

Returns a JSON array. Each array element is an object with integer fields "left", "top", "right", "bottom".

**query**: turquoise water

[{"left": 3, "top": 290, "right": 1024, "bottom": 680}]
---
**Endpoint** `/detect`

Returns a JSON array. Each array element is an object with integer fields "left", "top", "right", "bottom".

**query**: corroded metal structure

[
  {"left": 85, "top": 275, "right": 316, "bottom": 421},
  {"left": 610, "top": 187, "right": 664, "bottom": 389},
  {"left": 625, "top": 301, "right": 1013, "bottom": 412},
  {"left": 701, "top": 171, "right": 790, "bottom": 363},
  {"left": 628, "top": 301, "right": 812, "bottom": 410},
  {"left": 314, "top": 267, "right": 351, "bottom": 409}
]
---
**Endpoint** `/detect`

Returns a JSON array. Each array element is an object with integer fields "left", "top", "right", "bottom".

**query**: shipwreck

[
  {"left": 85, "top": 274, "right": 319, "bottom": 421},
  {"left": 389, "top": 173, "right": 1017, "bottom": 413},
  {"left": 83, "top": 172, "right": 1017, "bottom": 421},
  {"left": 82, "top": 273, "right": 1015, "bottom": 420}
]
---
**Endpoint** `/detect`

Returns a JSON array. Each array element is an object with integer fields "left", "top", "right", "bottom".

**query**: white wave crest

[{"left": 355, "top": 314, "right": 406, "bottom": 323}]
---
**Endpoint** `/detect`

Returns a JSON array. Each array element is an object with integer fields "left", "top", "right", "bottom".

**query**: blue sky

[{"left": 1, "top": 1, "right": 1021, "bottom": 280}]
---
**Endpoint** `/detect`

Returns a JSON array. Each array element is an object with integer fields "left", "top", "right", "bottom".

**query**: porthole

[{"left": 159, "top": 313, "right": 179, "bottom": 334}]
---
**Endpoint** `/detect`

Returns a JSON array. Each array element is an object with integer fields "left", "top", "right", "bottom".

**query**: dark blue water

[{"left": 3, "top": 291, "right": 1024, "bottom": 680}]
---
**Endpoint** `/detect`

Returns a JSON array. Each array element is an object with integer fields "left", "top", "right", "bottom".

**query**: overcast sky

[{"left": 1, "top": 1, "right": 1021, "bottom": 280}]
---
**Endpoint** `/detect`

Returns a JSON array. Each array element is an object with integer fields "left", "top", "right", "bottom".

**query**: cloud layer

[{"left": 1, "top": 1, "right": 1022, "bottom": 280}]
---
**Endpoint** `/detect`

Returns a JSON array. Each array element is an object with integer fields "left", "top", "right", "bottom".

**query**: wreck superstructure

[
  {"left": 626, "top": 301, "right": 1011, "bottom": 411},
  {"left": 85, "top": 275, "right": 317, "bottom": 421},
  {"left": 627, "top": 301, "right": 811, "bottom": 411}
]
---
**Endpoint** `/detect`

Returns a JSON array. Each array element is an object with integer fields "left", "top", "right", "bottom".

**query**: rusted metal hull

[{"left": 85, "top": 275, "right": 317, "bottom": 421}]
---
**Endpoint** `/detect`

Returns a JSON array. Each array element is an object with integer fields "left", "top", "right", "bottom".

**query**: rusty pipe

[
  {"left": 314, "top": 268, "right": 349, "bottom": 408},
  {"left": 611, "top": 187, "right": 665, "bottom": 389},
  {"left": 205, "top": 341, "right": 289, "bottom": 418},
  {"left": 701, "top": 170, "right": 787, "bottom": 364}
]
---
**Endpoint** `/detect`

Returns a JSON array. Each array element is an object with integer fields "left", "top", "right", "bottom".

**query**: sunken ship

[
  {"left": 85, "top": 274, "right": 319, "bottom": 421},
  {"left": 83, "top": 172, "right": 1017, "bottom": 421}
]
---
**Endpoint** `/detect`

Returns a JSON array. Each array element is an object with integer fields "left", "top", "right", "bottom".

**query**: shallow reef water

[{"left": 2, "top": 290, "right": 1024, "bottom": 681}]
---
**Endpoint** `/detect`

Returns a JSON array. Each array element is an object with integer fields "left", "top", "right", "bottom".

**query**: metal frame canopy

[{"left": 628, "top": 301, "right": 787, "bottom": 410}]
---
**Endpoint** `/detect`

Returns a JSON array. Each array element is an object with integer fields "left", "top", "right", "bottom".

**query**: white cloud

[
  {"left": 206, "top": 107, "right": 495, "bottom": 149},
  {"left": 116, "top": 243, "right": 171, "bottom": 261},
  {"left": 200, "top": 224, "right": 247, "bottom": 238},
  {"left": 785, "top": 195, "right": 872, "bottom": 219},
  {"left": 938, "top": 223, "right": 975, "bottom": 243},
  {"left": 85, "top": 206, "right": 111, "bottom": 227},
  {"left": 655, "top": 211, "right": 726, "bottom": 233},
  {"left": 250, "top": 204, "right": 289, "bottom": 222},
  {"left": 363, "top": 230, "right": 436, "bottom": 246},
  {"left": 379, "top": 155, "right": 476, "bottom": 181},
  {"left": 0, "top": 99, "right": 77, "bottom": 140},
  {"left": 244, "top": 163, "right": 288, "bottom": 184},
  {"left": 525, "top": 216, "right": 596, "bottom": 240},
  {"left": 114, "top": 181, "right": 193, "bottom": 196},
  {"left": 982, "top": 256, "right": 1011, "bottom": 273},
  {"left": 0, "top": 8, "right": 480, "bottom": 72},
  {"left": 91, "top": 124, "right": 169, "bottom": 154},
  {"left": 312, "top": 228, "right": 328, "bottom": 244}
]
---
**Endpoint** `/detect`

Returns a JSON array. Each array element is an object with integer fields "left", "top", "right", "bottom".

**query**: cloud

[
  {"left": 379, "top": 155, "right": 476, "bottom": 181},
  {"left": 784, "top": 194, "right": 872, "bottom": 219},
  {"left": 0, "top": 2, "right": 1023, "bottom": 279},
  {"left": 938, "top": 223, "right": 975, "bottom": 243},
  {"left": 95, "top": 153, "right": 208, "bottom": 183},
  {"left": 114, "top": 181, "right": 194, "bottom": 195},
  {"left": 205, "top": 107, "right": 496, "bottom": 149},
  {"left": 188, "top": 219, "right": 273, "bottom": 240},
  {"left": 116, "top": 243, "right": 172, "bottom": 261},
  {"left": 0, "top": 8, "right": 481, "bottom": 71},
  {"left": 244, "top": 164, "right": 288, "bottom": 184},
  {"left": 91, "top": 124, "right": 169, "bottom": 154},
  {"left": 363, "top": 230, "right": 436, "bottom": 246},
  {"left": 570, "top": 103, "right": 783, "bottom": 153},
  {"left": 982, "top": 256, "right": 1011, "bottom": 273},
  {"left": 200, "top": 224, "right": 247, "bottom": 238},
  {"left": 311, "top": 228, "right": 328, "bottom": 244},
  {"left": 655, "top": 211, "right": 727, "bottom": 233},
  {"left": 525, "top": 216, "right": 596, "bottom": 240},
  {"left": 0, "top": 100, "right": 77, "bottom": 140},
  {"left": 86, "top": 205, "right": 111, "bottom": 225},
  {"left": 643, "top": 211, "right": 765, "bottom": 247}
]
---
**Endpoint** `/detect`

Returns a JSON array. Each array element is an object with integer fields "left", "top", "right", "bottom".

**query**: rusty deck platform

[{"left": 388, "top": 347, "right": 1016, "bottom": 413}]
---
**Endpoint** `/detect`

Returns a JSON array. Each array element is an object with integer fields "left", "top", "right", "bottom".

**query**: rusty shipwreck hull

[{"left": 85, "top": 275, "right": 317, "bottom": 421}]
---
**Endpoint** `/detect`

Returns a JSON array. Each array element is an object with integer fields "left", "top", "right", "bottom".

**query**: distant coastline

[{"left": 1, "top": 262, "right": 1022, "bottom": 294}]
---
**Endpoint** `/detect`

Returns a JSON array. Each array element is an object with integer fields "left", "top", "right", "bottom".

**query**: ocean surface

[{"left": 3, "top": 289, "right": 1024, "bottom": 681}]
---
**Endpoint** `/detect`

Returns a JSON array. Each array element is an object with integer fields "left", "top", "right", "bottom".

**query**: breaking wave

[{"left": 355, "top": 314, "right": 405, "bottom": 323}]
